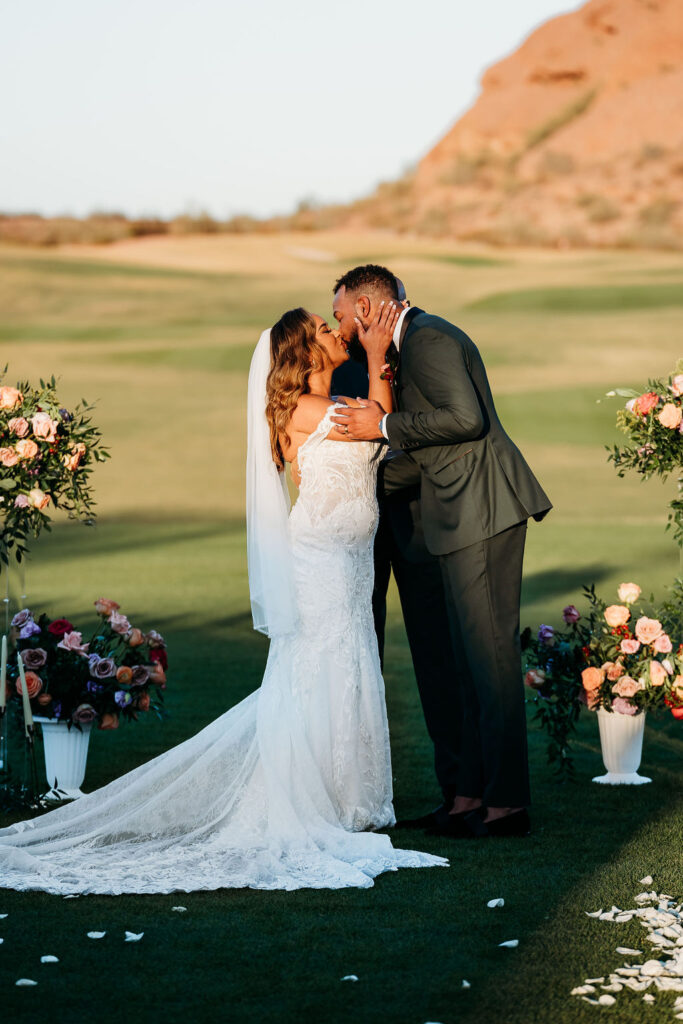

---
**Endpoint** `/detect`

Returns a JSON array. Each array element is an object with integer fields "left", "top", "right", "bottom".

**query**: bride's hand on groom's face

[
  {"left": 331, "top": 399, "right": 385, "bottom": 441},
  {"left": 355, "top": 300, "right": 401, "bottom": 362}
]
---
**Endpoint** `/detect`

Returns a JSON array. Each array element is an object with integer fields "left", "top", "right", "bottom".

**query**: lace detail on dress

[{"left": 0, "top": 404, "right": 447, "bottom": 895}]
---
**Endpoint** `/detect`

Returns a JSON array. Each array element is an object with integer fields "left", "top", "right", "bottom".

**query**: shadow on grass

[{"left": 522, "top": 563, "right": 612, "bottom": 608}]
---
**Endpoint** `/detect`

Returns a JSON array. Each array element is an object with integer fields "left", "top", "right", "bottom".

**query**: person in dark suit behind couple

[
  {"left": 331, "top": 275, "right": 461, "bottom": 824},
  {"left": 331, "top": 265, "right": 552, "bottom": 838}
]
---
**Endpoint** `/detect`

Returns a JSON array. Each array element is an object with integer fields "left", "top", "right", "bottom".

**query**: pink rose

[
  {"left": 604, "top": 605, "right": 630, "bottom": 628},
  {"left": 57, "top": 630, "right": 90, "bottom": 656},
  {"left": 634, "top": 616, "right": 663, "bottom": 645},
  {"left": 653, "top": 633, "right": 672, "bottom": 654},
  {"left": 633, "top": 392, "right": 659, "bottom": 416},
  {"left": 649, "top": 660, "right": 667, "bottom": 687},
  {"left": 63, "top": 442, "right": 86, "bottom": 472},
  {"left": 620, "top": 638, "right": 641, "bottom": 655},
  {"left": 617, "top": 582, "right": 641, "bottom": 605},
  {"left": 0, "top": 386, "right": 23, "bottom": 411},
  {"left": 671, "top": 374, "right": 683, "bottom": 397},
  {"left": 611, "top": 675, "right": 641, "bottom": 698},
  {"left": 562, "top": 605, "right": 580, "bottom": 624},
  {"left": 15, "top": 438, "right": 39, "bottom": 460},
  {"left": 109, "top": 611, "right": 132, "bottom": 635},
  {"left": 30, "top": 411, "right": 59, "bottom": 443},
  {"left": 672, "top": 675, "right": 683, "bottom": 699},
  {"left": 8, "top": 417, "right": 29, "bottom": 437},
  {"left": 658, "top": 403, "right": 682, "bottom": 430},
  {"left": 94, "top": 598, "right": 120, "bottom": 616},
  {"left": 0, "top": 447, "right": 18, "bottom": 467},
  {"left": 602, "top": 661, "right": 624, "bottom": 682},
  {"left": 662, "top": 659, "right": 674, "bottom": 675},
  {"left": 28, "top": 488, "right": 50, "bottom": 510},
  {"left": 611, "top": 696, "right": 638, "bottom": 716},
  {"left": 524, "top": 669, "right": 546, "bottom": 690},
  {"left": 13, "top": 494, "right": 29, "bottom": 509}
]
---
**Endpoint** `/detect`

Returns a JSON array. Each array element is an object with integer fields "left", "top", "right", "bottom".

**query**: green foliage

[
  {"left": 467, "top": 282, "right": 683, "bottom": 313},
  {"left": 525, "top": 90, "right": 597, "bottom": 151}
]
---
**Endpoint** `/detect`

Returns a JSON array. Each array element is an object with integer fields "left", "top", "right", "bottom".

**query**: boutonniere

[{"left": 380, "top": 347, "right": 399, "bottom": 384}]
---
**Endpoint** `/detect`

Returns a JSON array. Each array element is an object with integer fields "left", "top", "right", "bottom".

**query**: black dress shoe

[
  {"left": 424, "top": 809, "right": 474, "bottom": 838},
  {"left": 465, "top": 808, "right": 531, "bottom": 838},
  {"left": 395, "top": 802, "right": 452, "bottom": 830}
]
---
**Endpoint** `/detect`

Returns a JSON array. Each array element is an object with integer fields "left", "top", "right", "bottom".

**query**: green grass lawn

[{"left": 0, "top": 237, "right": 681, "bottom": 1024}]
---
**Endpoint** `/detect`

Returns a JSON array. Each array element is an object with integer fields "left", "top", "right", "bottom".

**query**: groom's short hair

[{"left": 333, "top": 264, "right": 399, "bottom": 300}]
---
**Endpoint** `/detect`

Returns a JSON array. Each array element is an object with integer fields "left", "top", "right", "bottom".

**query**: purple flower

[
  {"left": 93, "top": 657, "right": 116, "bottom": 680},
  {"left": 131, "top": 665, "right": 150, "bottom": 687},
  {"left": 86, "top": 680, "right": 105, "bottom": 694},
  {"left": 11, "top": 609, "right": 32, "bottom": 629},
  {"left": 19, "top": 620, "right": 41, "bottom": 639},
  {"left": 88, "top": 653, "right": 102, "bottom": 672},
  {"left": 562, "top": 605, "right": 580, "bottom": 625},
  {"left": 21, "top": 647, "right": 47, "bottom": 669},
  {"left": 59, "top": 408, "right": 73, "bottom": 422},
  {"left": 538, "top": 624, "right": 555, "bottom": 646},
  {"left": 72, "top": 703, "right": 97, "bottom": 724},
  {"left": 53, "top": 701, "right": 62, "bottom": 718},
  {"left": 115, "top": 690, "right": 132, "bottom": 707}
]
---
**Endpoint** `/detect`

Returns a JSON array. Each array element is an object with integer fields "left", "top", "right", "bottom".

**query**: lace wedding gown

[{"left": 0, "top": 405, "right": 447, "bottom": 895}]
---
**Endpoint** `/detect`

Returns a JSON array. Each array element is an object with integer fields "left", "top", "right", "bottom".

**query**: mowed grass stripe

[{"left": 467, "top": 281, "right": 683, "bottom": 313}]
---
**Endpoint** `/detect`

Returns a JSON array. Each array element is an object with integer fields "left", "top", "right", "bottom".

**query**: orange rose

[
  {"left": 63, "top": 442, "right": 86, "bottom": 472},
  {"left": 99, "top": 712, "right": 120, "bottom": 730},
  {"left": 658, "top": 403, "right": 682, "bottom": 430},
  {"left": 28, "top": 488, "right": 50, "bottom": 510},
  {"left": 604, "top": 605, "right": 630, "bottom": 628},
  {"left": 0, "top": 386, "right": 23, "bottom": 411},
  {"left": 136, "top": 692, "right": 151, "bottom": 712},
  {"left": 126, "top": 628, "right": 144, "bottom": 647},
  {"left": 8, "top": 417, "right": 29, "bottom": 437},
  {"left": 116, "top": 665, "right": 133, "bottom": 684},
  {"left": 602, "top": 661, "right": 624, "bottom": 682},
  {"left": 150, "top": 662, "right": 166, "bottom": 686},
  {"left": 633, "top": 392, "right": 659, "bottom": 416},
  {"left": 0, "top": 447, "right": 18, "bottom": 467},
  {"left": 582, "top": 666, "right": 605, "bottom": 692},
  {"left": 649, "top": 660, "right": 667, "bottom": 687},
  {"left": 634, "top": 617, "right": 663, "bottom": 646},
  {"left": 94, "top": 598, "right": 120, "bottom": 616},
  {"left": 15, "top": 438, "right": 39, "bottom": 460},
  {"left": 672, "top": 676, "right": 683, "bottom": 699},
  {"left": 16, "top": 671, "right": 42, "bottom": 698}
]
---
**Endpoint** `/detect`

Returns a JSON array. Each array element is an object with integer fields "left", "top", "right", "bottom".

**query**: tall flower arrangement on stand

[
  {"left": 607, "top": 361, "right": 683, "bottom": 546},
  {"left": 0, "top": 373, "right": 108, "bottom": 570}
]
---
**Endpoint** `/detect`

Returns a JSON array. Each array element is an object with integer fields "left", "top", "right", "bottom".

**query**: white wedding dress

[{"left": 0, "top": 404, "right": 447, "bottom": 895}]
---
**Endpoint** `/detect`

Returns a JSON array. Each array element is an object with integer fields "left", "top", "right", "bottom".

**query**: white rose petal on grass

[
  {"left": 124, "top": 932, "right": 144, "bottom": 942},
  {"left": 642, "top": 993, "right": 655, "bottom": 1003},
  {"left": 498, "top": 940, "right": 519, "bottom": 948},
  {"left": 0, "top": 913, "right": 7, "bottom": 918},
  {"left": 40, "top": 956, "right": 59, "bottom": 963},
  {"left": 487, "top": 898, "right": 504, "bottom": 909},
  {"left": 16, "top": 979, "right": 38, "bottom": 986},
  {"left": 171, "top": 906, "right": 187, "bottom": 913},
  {"left": 341, "top": 975, "right": 358, "bottom": 982},
  {"left": 640, "top": 876, "right": 653, "bottom": 886},
  {"left": 86, "top": 931, "right": 106, "bottom": 939},
  {"left": 461, "top": 980, "right": 471, "bottom": 989},
  {"left": 586, "top": 909, "right": 603, "bottom": 918},
  {"left": 616, "top": 947, "right": 642, "bottom": 956},
  {"left": 63, "top": 895, "right": 79, "bottom": 899},
  {"left": 586, "top": 978, "right": 605, "bottom": 984},
  {"left": 598, "top": 994, "right": 616, "bottom": 1006}
]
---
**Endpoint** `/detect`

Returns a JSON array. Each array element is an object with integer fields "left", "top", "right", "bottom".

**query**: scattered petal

[
  {"left": 598, "top": 994, "right": 616, "bottom": 1006},
  {"left": 601, "top": 983, "right": 623, "bottom": 992},
  {"left": 86, "top": 931, "right": 106, "bottom": 939},
  {"left": 642, "top": 993, "right": 655, "bottom": 1003},
  {"left": 487, "top": 898, "right": 504, "bottom": 909},
  {"left": 461, "top": 980, "right": 471, "bottom": 989},
  {"left": 124, "top": 931, "right": 144, "bottom": 942},
  {"left": 40, "top": 955, "right": 59, "bottom": 963},
  {"left": 586, "top": 909, "right": 604, "bottom": 918},
  {"left": 63, "top": 895, "right": 79, "bottom": 899},
  {"left": 171, "top": 906, "right": 187, "bottom": 913},
  {"left": 640, "top": 876, "right": 653, "bottom": 886},
  {"left": 616, "top": 948, "right": 643, "bottom": 956},
  {"left": 0, "top": 913, "right": 7, "bottom": 918},
  {"left": 571, "top": 985, "right": 596, "bottom": 995},
  {"left": 498, "top": 940, "right": 519, "bottom": 948},
  {"left": 581, "top": 997, "right": 600, "bottom": 1005},
  {"left": 585, "top": 978, "right": 605, "bottom": 984},
  {"left": 15, "top": 979, "right": 38, "bottom": 986},
  {"left": 341, "top": 975, "right": 358, "bottom": 982}
]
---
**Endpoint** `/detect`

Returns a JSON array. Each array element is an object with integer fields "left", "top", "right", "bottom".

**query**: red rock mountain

[{"left": 349, "top": 0, "right": 683, "bottom": 247}]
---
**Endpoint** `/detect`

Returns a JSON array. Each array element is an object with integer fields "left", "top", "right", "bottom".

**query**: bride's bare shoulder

[{"left": 290, "top": 394, "right": 334, "bottom": 432}]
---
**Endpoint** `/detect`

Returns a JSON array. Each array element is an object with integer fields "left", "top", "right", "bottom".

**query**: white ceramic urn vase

[
  {"left": 34, "top": 715, "right": 93, "bottom": 800},
  {"left": 592, "top": 707, "right": 651, "bottom": 785}
]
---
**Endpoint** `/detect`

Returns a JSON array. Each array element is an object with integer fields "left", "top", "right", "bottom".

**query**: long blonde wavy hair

[{"left": 265, "top": 308, "right": 328, "bottom": 470}]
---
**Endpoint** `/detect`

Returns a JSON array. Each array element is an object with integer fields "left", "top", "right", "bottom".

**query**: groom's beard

[{"left": 345, "top": 335, "right": 368, "bottom": 370}]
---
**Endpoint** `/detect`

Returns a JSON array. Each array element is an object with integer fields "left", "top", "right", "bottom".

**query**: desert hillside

[{"left": 348, "top": 0, "right": 683, "bottom": 248}]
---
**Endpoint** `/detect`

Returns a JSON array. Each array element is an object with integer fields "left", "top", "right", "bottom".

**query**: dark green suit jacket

[{"left": 384, "top": 309, "right": 552, "bottom": 556}]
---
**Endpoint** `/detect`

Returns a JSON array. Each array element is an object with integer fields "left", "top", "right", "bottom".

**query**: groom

[{"left": 331, "top": 265, "right": 552, "bottom": 838}]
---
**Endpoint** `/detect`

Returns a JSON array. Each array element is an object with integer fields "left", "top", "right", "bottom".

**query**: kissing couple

[{"left": 0, "top": 264, "right": 550, "bottom": 896}]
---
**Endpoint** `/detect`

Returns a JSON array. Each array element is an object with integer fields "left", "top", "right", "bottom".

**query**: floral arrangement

[
  {"left": 523, "top": 581, "right": 683, "bottom": 777},
  {"left": 607, "top": 361, "right": 683, "bottom": 545},
  {"left": 4, "top": 598, "right": 168, "bottom": 730},
  {"left": 0, "top": 372, "right": 108, "bottom": 569}
]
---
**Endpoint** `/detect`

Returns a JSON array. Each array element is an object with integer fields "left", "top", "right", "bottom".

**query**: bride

[{"left": 0, "top": 301, "right": 447, "bottom": 894}]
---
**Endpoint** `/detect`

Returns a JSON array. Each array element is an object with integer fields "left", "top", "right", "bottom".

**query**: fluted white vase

[
  {"left": 34, "top": 716, "right": 93, "bottom": 800},
  {"left": 592, "top": 708, "right": 651, "bottom": 785}
]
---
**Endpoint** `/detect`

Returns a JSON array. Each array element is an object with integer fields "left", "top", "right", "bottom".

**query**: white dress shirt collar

[{"left": 393, "top": 305, "right": 412, "bottom": 350}]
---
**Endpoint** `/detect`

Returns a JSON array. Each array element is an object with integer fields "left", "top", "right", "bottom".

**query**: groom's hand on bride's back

[{"left": 331, "top": 400, "right": 386, "bottom": 441}]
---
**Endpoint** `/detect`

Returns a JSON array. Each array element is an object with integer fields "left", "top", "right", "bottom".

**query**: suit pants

[
  {"left": 373, "top": 495, "right": 461, "bottom": 803},
  {"left": 438, "top": 521, "right": 530, "bottom": 808}
]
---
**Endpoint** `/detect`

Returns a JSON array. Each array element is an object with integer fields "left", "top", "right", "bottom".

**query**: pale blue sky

[{"left": 2, "top": 0, "right": 583, "bottom": 219}]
